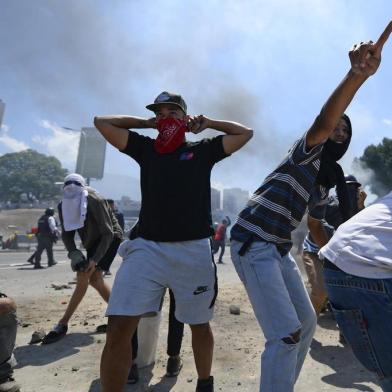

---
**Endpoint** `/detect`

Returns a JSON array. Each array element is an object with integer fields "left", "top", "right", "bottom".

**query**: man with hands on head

[
  {"left": 230, "top": 22, "right": 392, "bottom": 392},
  {"left": 94, "top": 91, "right": 252, "bottom": 392}
]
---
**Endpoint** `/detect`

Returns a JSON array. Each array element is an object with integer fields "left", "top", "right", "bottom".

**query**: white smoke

[
  {"left": 32, "top": 120, "right": 79, "bottom": 168},
  {"left": 0, "top": 125, "right": 29, "bottom": 152}
]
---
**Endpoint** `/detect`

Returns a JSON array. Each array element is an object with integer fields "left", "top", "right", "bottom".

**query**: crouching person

[
  {"left": 320, "top": 190, "right": 392, "bottom": 391},
  {"left": 42, "top": 173, "right": 123, "bottom": 344},
  {"left": 0, "top": 293, "right": 19, "bottom": 392}
]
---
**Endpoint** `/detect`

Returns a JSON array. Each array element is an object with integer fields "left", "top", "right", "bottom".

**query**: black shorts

[{"left": 87, "top": 237, "right": 122, "bottom": 272}]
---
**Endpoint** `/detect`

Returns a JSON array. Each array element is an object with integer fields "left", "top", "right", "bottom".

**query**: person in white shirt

[{"left": 319, "top": 190, "right": 392, "bottom": 391}]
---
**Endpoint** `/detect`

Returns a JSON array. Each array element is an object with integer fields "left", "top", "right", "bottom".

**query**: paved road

[
  {"left": 0, "top": 246, "right": 241, "bottom": 295},
  {"left": 0, "top": 250, "right": 67, "bottom": 268}
]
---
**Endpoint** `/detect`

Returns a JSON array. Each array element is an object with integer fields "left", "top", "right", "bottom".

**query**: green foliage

[
  {"left": 0, "top": 149, "right": 68, "bottom": 202},
  {"left": 359, "top": 137, "right": 392, "bottom": 196}
]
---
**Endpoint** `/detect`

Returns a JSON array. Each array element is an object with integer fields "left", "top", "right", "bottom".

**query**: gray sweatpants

[{"left": 0, "top": 311, "right": 17, "bottom": 381}]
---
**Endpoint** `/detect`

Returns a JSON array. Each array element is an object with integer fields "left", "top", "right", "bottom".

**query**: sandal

[{"left": 42, "top": 324, "right": 68, "bottom": 344}]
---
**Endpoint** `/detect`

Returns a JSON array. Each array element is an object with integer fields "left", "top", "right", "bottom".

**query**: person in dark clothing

[
  {"left": 104, "top": 199, "right": 125, "bottom": 276},
  {"left": 95, "top": 91, "right": 252, "bottom": 392},
  {"left": 165, "top": 289, "right": 185, "bottom": 377},
  {"left": 106, "top": 199, "right": 125, "bottom": 231},
  {"left": 42, "top": 173, "right": 123, "bottom": 344},
  {"left": 302, "top": 174, "right": 367, "bottom": 315},
  {"left": 212, "top": 216, "right": 231, "bottom": 264},
  {"left": 33, "top": 208, "right": 60, "bottom": 269}
]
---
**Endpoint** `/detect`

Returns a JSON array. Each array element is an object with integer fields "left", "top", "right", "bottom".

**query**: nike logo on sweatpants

[{"left": 193, "top": 286, "right": 209, "bottom": 295}]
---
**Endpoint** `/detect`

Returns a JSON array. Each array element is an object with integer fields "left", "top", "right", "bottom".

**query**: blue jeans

[
  {"left": 231, "top": 240, "right": 317, "bottom": 392},
  {"left": 323, "top": 265, "right": 392, "bottom": 392}
]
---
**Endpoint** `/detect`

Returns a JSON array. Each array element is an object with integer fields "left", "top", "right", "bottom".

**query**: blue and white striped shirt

[{"left": 231, "top": 133, "right": 325, "bottom": 254}]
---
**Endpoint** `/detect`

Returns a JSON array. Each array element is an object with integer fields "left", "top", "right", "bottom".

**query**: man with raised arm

[
  {"left": 94, "top": 92, "right": 253, "bottom": 392},
  {"left": 230, "top": 22, "right": 391, "bottom": 392}
]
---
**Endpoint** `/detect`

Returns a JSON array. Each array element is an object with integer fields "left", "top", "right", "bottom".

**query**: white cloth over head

[{"left": 61, "top": 173, "right": 88, "bottom": 231}]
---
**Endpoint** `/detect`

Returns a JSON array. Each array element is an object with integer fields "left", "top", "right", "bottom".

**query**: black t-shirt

[{"left": 120, "top": 131, "right": 229, "bottom": 241}]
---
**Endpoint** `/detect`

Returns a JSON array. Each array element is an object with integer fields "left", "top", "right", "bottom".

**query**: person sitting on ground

[
  {"left": 0, "top": 293, "right": 20, "bottom": 392},
  {"left": 42, "top": 173, "right": 123, "bottom": 344}
]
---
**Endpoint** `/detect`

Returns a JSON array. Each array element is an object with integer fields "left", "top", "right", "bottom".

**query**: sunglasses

[{"left": 64, "top": 180, "right": 82, "bottom": 187}]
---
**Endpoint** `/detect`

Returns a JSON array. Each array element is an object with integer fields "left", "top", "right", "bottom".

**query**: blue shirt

[{"left": 231, "top": 133, "right": 324, "bottom": 254}]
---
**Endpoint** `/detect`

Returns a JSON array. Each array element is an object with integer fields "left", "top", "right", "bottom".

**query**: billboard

[{"left": 75, "top": 127, "right": 107, "bottom": 180}]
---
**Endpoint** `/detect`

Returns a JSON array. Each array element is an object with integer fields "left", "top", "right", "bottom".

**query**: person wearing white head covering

[
  {"left": 42, "top": 174, "right": 123, "bottom": 344},
  {"left": 61, "top": 173, "right": 88, "bottom": 231}
]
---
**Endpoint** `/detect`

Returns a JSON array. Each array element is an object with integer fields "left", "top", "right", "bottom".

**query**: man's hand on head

[
  {"left": 145, "top": 117, "right": 157, "bottom": 129},
  {"left": 349, "top": 21, "right": 392, "bottom": 77},
  {"left": 188, "top": 115, "right": 210, "bottom": 134}
]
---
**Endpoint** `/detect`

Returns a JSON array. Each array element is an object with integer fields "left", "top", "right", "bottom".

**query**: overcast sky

[{"left": 0, "top": 0, "right": 391, "bottom": 199}]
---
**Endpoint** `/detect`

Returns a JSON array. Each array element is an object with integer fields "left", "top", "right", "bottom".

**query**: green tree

[
  {"left": 0, "top": 149, "right": 68, "bottom": 202},
  {"left": 359, "top": 137, "right": 392, "bottom": 196}
]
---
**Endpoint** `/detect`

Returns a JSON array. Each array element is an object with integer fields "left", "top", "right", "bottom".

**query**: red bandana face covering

[{"left": 155, "top": 117, "right": 188, "bottom": 154}]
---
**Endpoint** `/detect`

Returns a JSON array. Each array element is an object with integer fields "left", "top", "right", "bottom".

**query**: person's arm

[
  {"left": 357, "top": 189, "right": 367, "bottom": 210},
  {"left": 189, "top": 115, "right": 253, "bottom": 154},
  {"left": 93, "top": 116, "right": 156, "bottom": 150},
  {"left": 307, "top": 215, "right": 329, "bottom": 248},
  {"left": 48, "top": 216, "right": 56, "bottom": 234},
  {"left": 62, "top": 230, "right": 77, "bottom": 252},
  {"left": 306, "top": 22, "right": 392, "bottom": 148}
]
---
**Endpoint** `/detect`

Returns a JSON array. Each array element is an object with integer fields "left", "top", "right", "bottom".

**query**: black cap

[
  {"left": 344, "top": 174, "right": 361, "bottom": 187},
  {"left": 146, "top": 91, "right": 187, "bottom": 114}
]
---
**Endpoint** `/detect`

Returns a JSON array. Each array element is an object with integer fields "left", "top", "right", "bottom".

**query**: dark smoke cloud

[
  {"left": 1, "top": 0, "right": 291, "bottom": 191},
  {"left": 1, "top": 1, "right": 145, "bottom": 123}
]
